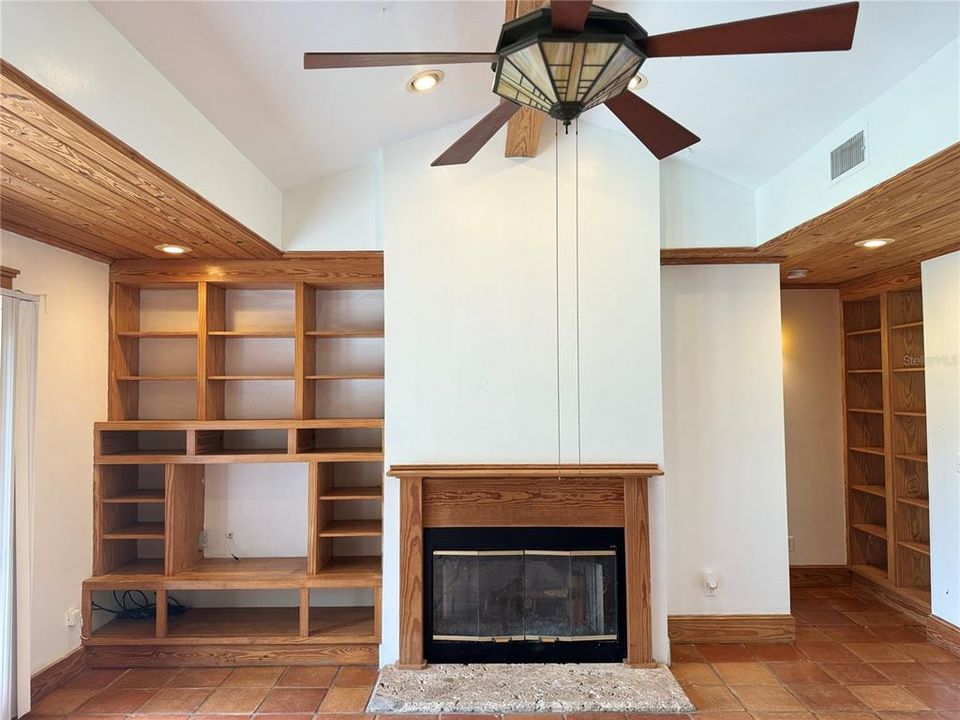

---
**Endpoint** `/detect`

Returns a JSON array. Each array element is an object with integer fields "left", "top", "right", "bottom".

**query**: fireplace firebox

[{"left": 424, "top": 527, "right": 627, "bottom": 663}]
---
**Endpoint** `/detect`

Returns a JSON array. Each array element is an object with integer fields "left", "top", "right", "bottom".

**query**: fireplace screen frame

[{"left": 423, "top": 526, "right": 627, "bottom": 663}]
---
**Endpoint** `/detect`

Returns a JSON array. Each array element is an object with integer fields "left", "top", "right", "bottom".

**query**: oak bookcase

[
  {"left": 83, "top": 255, "right": 385, "bottom": 666},
  {"left": 842, "top": 287, "right": 930, "bottom": 610}
]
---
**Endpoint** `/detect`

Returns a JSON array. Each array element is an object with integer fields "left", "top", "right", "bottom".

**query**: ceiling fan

[{"left": 304, "top": 1, "right": 860, "bottom": 166}]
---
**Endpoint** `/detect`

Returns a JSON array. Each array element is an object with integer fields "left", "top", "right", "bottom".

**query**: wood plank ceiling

[
  {"left": 0, "top": 61, "right": 280, "bottom": 262},
  {"left": 662, "top": 142, "right": 960, "bottom": 289}
]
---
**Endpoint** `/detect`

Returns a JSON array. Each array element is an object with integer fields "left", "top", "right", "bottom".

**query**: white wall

[
  {"left": 661, "top": 264, "right": 791, "bottom": 615},
  {"left": 283, "top": 158, "right": 384, "bottom": 251},
  {"left": 0, "top": 0, "right": 282, "bottom": 246},
  {"left": 382, "top": 117, "right": 667, "bottom": 663},
  {"left": 0, "top": 231, "right": 108, "bottom": 672},
  {"left": 781, "top": 290, "right": 846, "bottom": 566},
  {"left": 921, "top": 251, "right": 960, "bottom": 627},
  {"left": 756, "top": 40, "right": 960, "bottom": 243},
  {"left": 660, "top": 160, "right": 756, "bottom": 249}
]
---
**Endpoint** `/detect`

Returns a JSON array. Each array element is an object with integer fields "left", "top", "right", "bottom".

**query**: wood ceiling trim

[
  {"left": 503, "top": 0, "right": 548, "bottom": 159},
  {"left": 0, "top": 61, "right": 282, "bottom": 261},
  {"left": 660, "top": 247, "right": 786, "bottom": 265},
  {"left": 659, "top": 142, "right": 960, "bottom": 287}
]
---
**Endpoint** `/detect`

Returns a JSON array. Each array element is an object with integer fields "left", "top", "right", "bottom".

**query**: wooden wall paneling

[
  {"left": 623, "top": 475, "right": 652, "bottom": 665},
  {"left": 295, "top": 283, "right": 316, "bottom": 419},
  {"left": 111, "top": 254, "right": 384, "bottom": 288},
  {"left": 1, "top": 61, "right": 280, "bottom": 260},
  {"left": 155, "top": 589, "right": 168, "bottom": 639},
  {"left": 421, "top": 477, "right": 625, "bottom": 527},
  {"left": 164, "top": 464, "right": 205, "bottom": 575},
  {"left": 398, "top": 476, "right": 425, "bottom": 669},
  {"left": 109, "top": 284, "right": 140, "bottom": 421},
  {"left": 198, "top": 282, "right": 225, "bottom": 420}
]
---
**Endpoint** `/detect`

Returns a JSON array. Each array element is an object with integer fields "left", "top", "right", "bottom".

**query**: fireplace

[
  {"left": 424, "top": 527, "right": 627, "bottom": 663},
  {"left": 388, "top": 463, "right": 664, "bottom": 668}
]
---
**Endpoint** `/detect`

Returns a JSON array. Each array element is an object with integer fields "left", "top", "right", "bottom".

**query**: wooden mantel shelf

[{"left": 387, "top": 463, "right": 663, "bottom": 478}]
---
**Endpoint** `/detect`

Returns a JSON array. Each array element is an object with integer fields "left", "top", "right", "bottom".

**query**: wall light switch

[
  {"left": 65, "top": 608, "right": 81, "bottom": 627},
  {"left": 788, "top": 536, "right": 795, "bottom": 553},
  {"left": 704, "top": 572, "right": 719, "bottom": 596}
]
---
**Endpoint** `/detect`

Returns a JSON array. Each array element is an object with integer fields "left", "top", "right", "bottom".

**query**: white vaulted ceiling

[{"left": 93, "top": 0, "right": 959, "bottom": 190}]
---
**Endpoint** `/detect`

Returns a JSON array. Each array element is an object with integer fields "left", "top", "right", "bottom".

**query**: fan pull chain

[
  {"left": 555, "top": 119, "right": 562, "bottom": 480},
  {"left": 575, "top": 118, "right": 582, "bottom": 480}
]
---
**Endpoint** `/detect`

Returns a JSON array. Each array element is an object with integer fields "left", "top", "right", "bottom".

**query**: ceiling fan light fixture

[
  {"left": 408, "top": 69, "right": 444, "bottom": 93},
  {"left": 155, "top": 243, "right": 191, "bottom": 255},
  {"left": 855, "top": 238, "right": 894, "bottom": 249}
]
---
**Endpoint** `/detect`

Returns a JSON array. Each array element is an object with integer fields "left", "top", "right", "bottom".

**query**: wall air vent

[{"left": 830, "top": 129, "right": 867, "bottom": 181}]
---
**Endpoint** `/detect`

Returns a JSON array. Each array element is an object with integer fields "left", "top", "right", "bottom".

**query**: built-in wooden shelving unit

[
  {"left": 842, "top": 288, "right": 930, "bottom": 609},
  {"left": 84, "top": 255, "right": 384, "bottom": 666}
]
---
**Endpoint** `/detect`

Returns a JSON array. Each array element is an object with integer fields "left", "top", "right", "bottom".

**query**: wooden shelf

[
  {"left": 319, "top": 486, "right": 383, "bottom": 501},
  {"left": 851, "top": 563, "right": 930, "bottom": 607},
  {"left": 102, "top": 490, "right": 166, "bottom": 504},
  {"left": 318, "top": 519, "right": 382, "bottom": 538},
  {"left": 846, "top": 328, "right": 881, "bottom": 336},
  {"left": 850, "top": 563, "right": 889, "bottom": 584},
  {"left": 847, "top": 369, "right": 882, "bottom": 375},
  {"left": 102, "top": 522, "right": 165, "bottom": 540},
  {"left": 849, "top": 446, "right": 885, "bottom": 457},
  {"left": 893, "top": 367, "right": 925, "bottom": 373},
  {"left": 895, "top": 453, "right": 927, "bottom": 463},
  {"left": 891, "top": 321, "right": 924, "bottom": 330},
  {"left": 87, "top": 606, "right": 376, "bottom": 645},
  {"left": 897, "top": 496, "right": 929, "bottom": 509},
  {"left": 307, "top": 329, "right": 383, "bottom": 338},
  {"left": 306, "top": 373, "right": 385, "bottom": 380},
  {"left": 84, "top": 555, "right": 382, "bottom": 590},
  {"left": 852, "top": 523, "right": 888, "bottom": 540},
  {"left": 894, "top": 411, "right": 926, "bottom": 417},
  {"left": 899, "top": 540, "right": 930, "bottom": 556},
  {"left": 208, "top": 375, "right": 295, "bottom": 381},
  {"left": 98, "top": 448, "right": 383, "bottom": 465},
  {"left": 96, "top": 419, "right": 384, "bottom": 431},
  {"left": 848, "top": 408, "right": 884, "bottom": 414},
  {"left": 208, "top": 330, "right": 295, "bottom": 338},
  {"left": 851, "top": 484, "right": 886, "bottom": 498},
  {"left": 116, "top": 331, "right": 197, "bottom": 338},
  {"left": 116, "top": 375, "right": 196, "bottom": 382}
]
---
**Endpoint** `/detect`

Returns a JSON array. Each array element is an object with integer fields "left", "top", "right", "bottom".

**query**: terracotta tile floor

[{"left": 26, "top": 586, "right": 958, "bottom": 720}]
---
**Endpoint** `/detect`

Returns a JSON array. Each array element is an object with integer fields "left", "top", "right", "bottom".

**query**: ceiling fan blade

[
  {"left": 432, "top": 102, "right": 522, "bottom": 166},
  {"left": 304, "top": 52, "right": 499, "bottom": 69},
  {"left": 551, "top": 0, "right": 593, "bottom": 32},
  {"left": 643, "top": 2, "right": 860, "bottom": 57},
  {"left": 604, "top": 93, "right": 699, "bottom": 160}
]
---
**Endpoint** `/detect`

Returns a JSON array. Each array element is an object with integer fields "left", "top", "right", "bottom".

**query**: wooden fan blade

[
  {"left": 605, "top": 93, "right": 699, "bottom": 160},
  {"left": 643, "top": 2, "right": 859, "bottom": 57},
  {"left": 304, "top": 52, "right": 499, "bottom": 69},
  {"left": 551, "top": 0, "right": 593, "bottom": 32},
  {"left": 432, "top": 102, "right": 522, "bottom": 166}
]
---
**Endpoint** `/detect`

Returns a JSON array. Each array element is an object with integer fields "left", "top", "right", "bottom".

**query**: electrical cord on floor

[{"left": 91, "top": 589, "right": 187, "bottom": 620}]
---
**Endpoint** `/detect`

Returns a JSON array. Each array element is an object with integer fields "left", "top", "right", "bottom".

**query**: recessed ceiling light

[
  {"left": 786, "top": 268, "right": 810, "bottom": 280},
  {"left": 855, "top": 238, "right": 894, "bottom": 249},
  {"left": 408, "top": 70, "right": 444, "bottom": 93},
  {"left": 155, "top": 243, "right": 191, "bottom": 255},
  {"left": 628, "top": 72, "right": 648, "bottom": 91}
]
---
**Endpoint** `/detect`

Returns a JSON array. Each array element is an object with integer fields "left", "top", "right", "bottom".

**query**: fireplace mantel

[{"left": 387, "top": 463, "right": 664, "bottom": 669}]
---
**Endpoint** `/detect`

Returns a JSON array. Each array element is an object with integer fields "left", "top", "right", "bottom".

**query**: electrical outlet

[
  {"left": 198, "top": 530, "right": 208, "bottom": 550},
  {"left": 788, "top": 536, "right": 795, "bottom": 553},
  {"left": 65, "top": 608, "right": 81, "bottom": 627},
  {"left": 703, "top": 572, "right": 719, "bottom": 597}
]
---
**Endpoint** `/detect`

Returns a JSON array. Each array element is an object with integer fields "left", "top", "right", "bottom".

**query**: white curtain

[{"left": 0, "top": 290, "right": 39, "bottom": 719}]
